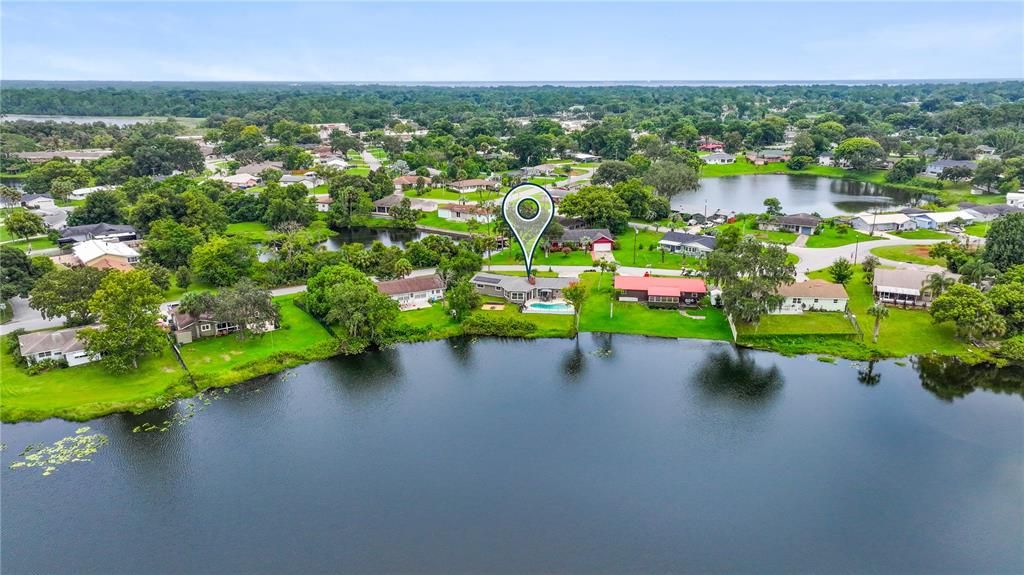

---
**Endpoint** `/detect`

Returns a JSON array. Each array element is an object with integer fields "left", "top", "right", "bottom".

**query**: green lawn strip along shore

[
  {"left": 893, "top": 229, "right": 953, "bottom": 240},
  {"left": 869, "top": 244, "right": 945, "bottom": 266},
  {"left": 737, "top": 312, "right": 857, "bottom": 337},
  {"left": 1, "top": 347, "right": 193, "bottom": 423},
  {"left": 1, "top": 237, "right": 58, "bottom": 251},
  {"left": 715, "top": 215, "right": 797, "bottom": 245},
  {"left": 393, "top": 300, "right": 574, "bottom": 342},
  {"left": 415, "top": 212, "right": 474, "bottom": 233},
  {"left": 577, "top": 273, "right": 732, "bottom": 340},
  {"left": 801, "top": 267, "right": 982, "bottom": 361},
  {"left": 488, "top": 244, "right": 597, "bottom": 267},
  {"left": 180, "top": 294, "right": 339, "bottom": 388},
  {"left": 225, "top": 220, "right": 335, "bottom": 244},
  {"left": 804, "top": 227, "right": 876, "bottom": 248},
  {"left": 964, "top": 222, "right": 990, "bottom": 238},
  {"left": 615, "top": 229, "right": 705, "bottom": 269}
]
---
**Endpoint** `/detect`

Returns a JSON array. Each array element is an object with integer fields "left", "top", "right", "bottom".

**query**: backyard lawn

[
  {"left": 0, "top": 237, "right": 58, "bottom": 252},
  {"left": 415, "top": 212, "right": 473, "bottom": 233},
  {"left": 577, "top": 273, "right": 732, "bottom": 340},
  {"left": 180, "top": 294, "right": 339, "bottom": 388},
  {"left": 0, "top": 346, "right": 193, "bottom": 422},
  {"left": 347, "top": 167, "right": 371, "bottom": 176},
  {"left": 736, "top": 312, "right": 857, "bottom": 337},
  {"left": 715, "top": 215, "right": 797, "bottom": 245},
  {"left": 893, "top": 229, "right": 953, "bottom": 240},
  {"left": 395, "top": 301, "right": 574, "bottom": 341},
  {"left": 804, "top": 226, "right": 876, "bottom": 248},
  {"left": 870, "top": 244, "right": 945, "bottom": 266}
]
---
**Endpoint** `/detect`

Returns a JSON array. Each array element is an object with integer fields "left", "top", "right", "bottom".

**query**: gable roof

[
  {"left": 873, "top": 268, "right": 959, "bottom": 296},
  {"left": 853, "top": 212, "right": 912, "bottom": 225},
  {"left": 18, "top": 326, "right": 93, "bottom": 356},
  {"left": 471, "top": 272, "right": 575, "bottom": 292},
  {"left": 376, "top": 274, "right": 444, "bottom": 296},
  {"left": 394, "top": 175, "right": 430, "bottom": 185},
  {"left": 442, "top": 203, "right": 491, "bottom": 215},
  {"left": 374, "top": 195, "right": 403, "bottom": 208},
  {"left": 614, "top": 275, "right": 708, "bottom": 294},
  {"left": 560, "top": 228, "right": 614, "bottom": 242},
  {"left": 773, "top": 213, "right": 821, "bottom": 227},
  {"left": 777, "top": 279, "right": 848, "bottom": 299},
  {"left": 659, "top": 231, "right": 717, "bottom": 249},
  {"left": 59, "top": 222, "right": 136, "bottom": 241}
]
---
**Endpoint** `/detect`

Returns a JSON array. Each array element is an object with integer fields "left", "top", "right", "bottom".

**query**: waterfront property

[
  {"left": 760, "top": 213, "right": 821, "bottom": 235},
  {"left": 20, "top": 193, "right": 56, "bottom": 210},
  {"left": 962, "top": 203, "right": 1024, "bottom": 222},
  {"left": 393, "top": 174, "right": 431, "bottom": 191},
  {"left": 169, "top": 304, "right": 278, "bottom": 345},
  {"left": 697, "top": 136, "right": 725, "bottom": 152},
  {"left": 657, "top": 231, "right": 717, "bottom": 257},
  {"left": 872, "top": 268, "right": 958, "bottom": 308},
  {"left": 549, "top": 228, "right": 614, "bottom": 253},
  {"left": 924, "top": 159, "right": 977, "bottom": 176},
  {"left": 850, "top": 212, "right": 917, "bottom": 233},
  {"left": 373, "top": 194, "right": 403, "bottom": 215},
  {"left": 17, "top": 325, "right": 100, "bottom": 366},
  {"left": 471, "top": 272, "right": 575, "bottom": 304},
  {"left": 376, "top": 274, "right": 444, "bottom": 310},
  {"left": 438, "top": 203, "right": 495, "bottom": 223},
  {"left": 57, "top": 222, "right": 138, "bottom": 246},
  {"left": 14, "top": 149, "right": 114, "bottom": 163},
  {"left": 613, "top": 275, "right": 708, "bottom": 308},
  {"left": 747, "top": 149, "right": 790, "bottom": 165},
  {"left": 773, "top": 279, "right": 849, "bottom": 314},
  {"left": 313, "top": 194, "right": 333, "bottom": 212},
  {"left": 702, "top": 152, "right": 735, "bottom": 165}
]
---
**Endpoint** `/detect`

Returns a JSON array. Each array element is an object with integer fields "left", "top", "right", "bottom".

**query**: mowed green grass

[
  {"left": 614, "top": 229, "right": 705, "bottom": 269},
  {"left": 1, "top": 237, "right": 58, "bottom": 251},
  {"left": 964, "top": 222, "right": 991, "bottom": 238},
  {"left": 805, "top": 226, "right": 876, "bottom": 248},
  {"left": 180, "top": 294, "right": 339, "bottom": 388},
  {"left": 578, "top": 273, "right": 732, "bottom": 340},
  {"left": 395, "top": 301, "right": 574, "bottom": 340},
  {"left": 870, "top": 244, "right": 945, "bottom": 266},
  {"left": 410, "top": 188, "right": 503, "bottom": 202},
  {"left": 715, "top": 216, "right": 797, "bottom": 245},
  {"left": 893, "top": 229, "right": 953, "bottom": 240},
  {"left": 737, "top": 312, "right": 857, "bottom": 337},
  {"left": 488, "top": 244, "right": 597, "bottom": 266},
  {"left": 225, "top": 220, "right": 274, "bottom": 241},
  {"left": 1, "top": 346, "right": 193, "bottom": 422}
]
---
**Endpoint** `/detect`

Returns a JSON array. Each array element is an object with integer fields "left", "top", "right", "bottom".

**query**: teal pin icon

[{"left": 502, "top": 183, "right": 554, "bottom": 278}]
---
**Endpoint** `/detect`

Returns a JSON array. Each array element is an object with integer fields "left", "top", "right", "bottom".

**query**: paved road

[
  {"left": 0, "top": 297, "right": 63, "bottom": 335},
  {"left": 360, "top": 150, "right": 381, "bottom": 171},
  {"left": 555, "top": 166, "right": 595, "bottom": 187},
  {"left": 35, "top": 206, "right": 72, "bottom": 230},
  {"left": 787, "top": 235, "right": 947, "bottom": 274}
]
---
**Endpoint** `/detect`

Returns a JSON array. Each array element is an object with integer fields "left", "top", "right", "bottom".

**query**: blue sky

[{"left": 2, "top": 2, "right": 1022, "bottom": 82}]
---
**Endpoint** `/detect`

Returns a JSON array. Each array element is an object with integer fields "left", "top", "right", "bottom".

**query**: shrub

[
  {"left": 461, "top": 314, "right": 536, "bottom": 337},
  {"left": 1000, "top": 336, "right": 1024, "bottom": 363},
  {"left": 26, "top": 358, "right": 65, "bottom": 376}
]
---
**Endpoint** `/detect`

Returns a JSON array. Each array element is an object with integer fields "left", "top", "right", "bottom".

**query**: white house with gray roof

[
  {"left": 658, "top": 231, "right": 717, "bottom": 257},
  {"left": 470, "top": 272, "right": 575, "bottom": 304},
  {"left": 18, "top": 326, "right": 100, "bottom": 367}
]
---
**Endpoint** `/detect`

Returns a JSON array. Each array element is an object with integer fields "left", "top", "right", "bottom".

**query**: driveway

[{"left": 34, "top": 206, "right": 72, "bottom": 230}]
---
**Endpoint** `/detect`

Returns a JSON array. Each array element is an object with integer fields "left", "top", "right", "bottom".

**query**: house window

[
  {"left": 201, "top": 324, "right": 211, "bottom": 332},
  {"left": 833, "top": 299, "right": 839, "bottom": 303},
  {"left": 37, "top": 350, "right": 52, "bottom": 359},
  {"left": 814, "top": 298, "right": 819, "bottom": 303},
  {"left": 792, "top": 297, "right": 802, "bottom": 303}
]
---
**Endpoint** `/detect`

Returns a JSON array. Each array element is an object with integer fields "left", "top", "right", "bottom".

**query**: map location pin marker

[{"left": 501, "top": 183, "right": 554, "bottom": 278}]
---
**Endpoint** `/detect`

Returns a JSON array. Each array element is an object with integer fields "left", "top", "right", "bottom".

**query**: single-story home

[
  {"left": 817, "top": 153, "right": 834, "bottom": 166},
  {"left": 438, "top": 203, "right": 495, "bottom": 223},
  {"left": 912, "top": 210, "right": 976, "bottom": 229},
  {"left": 573, "top": 152, "right": 601, "bottom": 163},
  {"left": 550, "top": 228, "right": 614, "bottom": 252},
  {"left": 613, "top": 275, "right": 708, "bottom": 309},
  {"left": 69, "top": 185, "right": 115, "bottom": 201},
  {"left": 313, "top": 194, "right": 333, "bottom": 212},
  {"left": 169, "top": 304, "right": 277, "bottom": 345},
  {"left": 658, "top": 231, "right": 717, "bottom": 257},
  {"left": 18, "top": 325, "right": 100, "bottom": 367},
  {"left": 547, "top": 187, "right": 574, "bottom": 204},
  {"left": 975, "top": 145, "right": 996, "bottom": 156},
  {"left": 21, "top": 194, "right": 56, "bottom": 210},
  {"left": 963, "top": 204, "right": 1024, "bottom": 222},
  {"left": 698, "top": 137, "right": 725, "bottom": 152},
  {"left": 773, "top": 280, "right": 849, "bottom": 314},
  {"left": 1007, "top": 192, "right": 1024, "bottom": 208},
  {"left": 376, "top": 274, "right": 444, "bottom": 310},
  {"left": 57, "top": 239, "right": 140, "bottom": 271},
  {"left": 524, "top": 164, "right": 556, "bottom": 176},
  {"left": 850, "top": 212, "right": 917, "bottom": 233},
  {"left": 747, "top": 149, "right": 790, "bottom": 165},
  {"left": 761, "top": 213, "right": 821, "bottom": 235},
  {"left": 450, "top": 179, "right": 500, "bottom": 193},
  {"left": 236, "top": 161, "right": 284, "bottom": 175},
  {"left": 471, "top": 272, "right": 575, "bottom": 304},
  {"left": 873, "top": 268, "right": 959, "bottom": 308},
  {"left": 58, "top": 222, "right": 138, "bottom": 246},
  {"left": 220, "top": 173, "right": 260, "bottom": 189},
  {"left": 702, "top": 152, "right": 735, "bottom": 165},
  {"left": 925, "top": 159, "right": 977, "bottom": 176},
  {"left": 373, "top": 194, "right": 403, "bottom": 215},
  {"left": 393, "top": 175, "right": 431, "bottom": 191},
  {"left": 319, "top": 156, "right": 349, "bottom": 169}
]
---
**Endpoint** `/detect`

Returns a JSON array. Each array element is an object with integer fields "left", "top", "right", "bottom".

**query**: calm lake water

[
  {"left": 2, "top": 336, "right": 1022, "bottom": 574},
  {"left": 258, "top": 228, "right": 428, "bottom": 261},
  {"left": 674, "top": 174, "right": 916, "bottom": 217}
]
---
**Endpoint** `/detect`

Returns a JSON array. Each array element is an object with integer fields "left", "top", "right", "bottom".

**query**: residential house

[
  {"left": 549, "top": 229, "right": 614, "bottom": 252},
  {"left": 524, "top": 164, "right": 556, "bottom": 176},
  {"left": 925, "top": 159, "right": 977, "bottom": 176},
  {"left": 555, "top": 216, "right": 586, "bottom": 230},
  {"left": 376, "top": 274, "right": 444, "bottom": 310},
  {"left": 698, "top": 137, "right": 725, "bottom": 152},
  {"left": 613, "top": 276, "right": 708, "bottom": 309},
  {"left": 14, "top": 149, "right": 113, "bottom": 164},
  {"left": 393, "top": 174, "right": 431, "bottom": 192},
  {"left": 220, "top": 173, "right": 260, "bottom": 189},
  {"left": 450, "top": 179, "right": 499, "bottom": 193},
  {"left": 963, "top": 204, "right": 1024, "bottom": 222},
  {"left": 912, "top": 210, "right": 976, "bottom": 229},
  {"left": 69, "top": 185, "right": 114, "bottom": 201},
  {"left": 975, "top": 145, "right": 996, "bottom": 156},
  {"left": 17, "top": 326, "right": 100, "bottom": 367},
  {"left": 57, "top": 223, "right": 138, "bottom": 247},
  {"left": 59, "top": 239, "right": 140, "bottom": 271},
  {"left": 313, "top": 194, "right": 333, "bottom": 213},
  {"left": 21, "top": 193, "right": 56, "bottom": 210},
  {"left": 773, "top": 280, "right": 849, "bottom": 314},
  {"left": 280, "top": 174, "right": 320, "bottom": 189},
  {"left": 899, "top": 207, "right": 927, "bottom": 215},
  {"left": 817, "top": 152, "right": 834, "bottom": 166},
  {"left": 168, "top": 304, "right": 277, "bottom": 345},
  {"left": 547, "top": 187, "right": 575, "bottom": 204},
  {"left": 471, "top": 272, "right": 575, "bottom": 304},
  {"left": 747, "top": 149, "right": 790, "bottom": 165},
  {"left": 319, "top": 156, "right": 349, "bottom": 170},
  {"left": 760, "top": 213, "right": 821, "bottom": 235},
  {"left": 573, "top": 152, "right": 601, "bottom": 163},
  {"left": 236, "top": 161, "right": 284, "bottom": 175},
  {"left": 658, "top": 231, "right": 717, "bottom": 257},
  {"left": 850, "top": 212, "right": 917, "bottom": 233},
  {"left": 373, "top": 194, "right": 403, "bottom": 215},
  {"left": 873, "top": 268, "right": 959, "bottom": 308},
  {"left": 702, "top": 152, "right": 735, "bottom": 165},
  {"left": 438, "top": 203, "right": 495, "bottom": 223},
  {"left": 1007, "top": 192, "right": 1024, "bottom": 208}
]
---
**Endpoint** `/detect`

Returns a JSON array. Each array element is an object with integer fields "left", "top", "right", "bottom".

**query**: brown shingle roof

[{"left": 376, "top": 274, "right": 444, "bottom": 296}]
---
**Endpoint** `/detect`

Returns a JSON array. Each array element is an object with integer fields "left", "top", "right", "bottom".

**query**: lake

[
  {"left": 2, "top": 336, "right": 1021, "bottom": 574},
  {"left": 674, "top": 174, "right": 917, "bottom": 217},
  {"left": 258, "top": 228, "right": 428, "bottom": 261}
]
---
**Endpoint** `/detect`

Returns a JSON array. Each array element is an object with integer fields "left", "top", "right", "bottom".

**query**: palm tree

[
  {"left": 867, "top": 300, "right": 889, "bottom": 344},
  {"left": 480, "top": 234, "right": 498, "bottom": 270},
  {"left": 958, "top": 258, "right": 998, "bottom": 289},
  {"left": 922, "top": 271, "right": 956, "bottom": 299}
]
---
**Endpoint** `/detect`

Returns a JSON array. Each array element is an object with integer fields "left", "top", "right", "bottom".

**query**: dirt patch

[
  {"left": 161, "top": 367, "right": 177, "bottom": 373},
  {"left": 220, "top": 354, "right": 233, "bottom": 362},
  {"left": 906, "top": 246, "right": 933, "bottom": 258},
  {"left": 481, "top": 303, "right": 505, "bottom": 311}
]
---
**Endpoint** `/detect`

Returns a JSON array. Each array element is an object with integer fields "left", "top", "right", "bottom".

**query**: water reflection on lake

[
  {"left": 1, "top": 336, "right": 1021, "bottom": 574},
  {"left": 673, "top": 174, "right": 917, "bottom": 217}
]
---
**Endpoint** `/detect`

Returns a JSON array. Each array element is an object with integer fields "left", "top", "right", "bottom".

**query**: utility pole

[{"left": 633, "top": 227, "right": 638, "bottom": 265}]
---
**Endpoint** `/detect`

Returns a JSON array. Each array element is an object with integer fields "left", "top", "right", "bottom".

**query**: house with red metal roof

[{"left": 613, "top": 276, "right": 708, "bottom": 309}]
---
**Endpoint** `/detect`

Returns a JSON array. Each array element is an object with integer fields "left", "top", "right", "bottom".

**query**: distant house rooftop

[
  {"left": 376, "top": 274, "right": 444, "bottom": 296},
  {"left": 774, "top": 213, "right": 821, "bottom": 228}
]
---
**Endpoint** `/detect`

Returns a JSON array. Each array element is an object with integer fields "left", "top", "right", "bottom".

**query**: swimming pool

[{"left": 523, "top": 300, "right": 574, "bottom": 314}]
